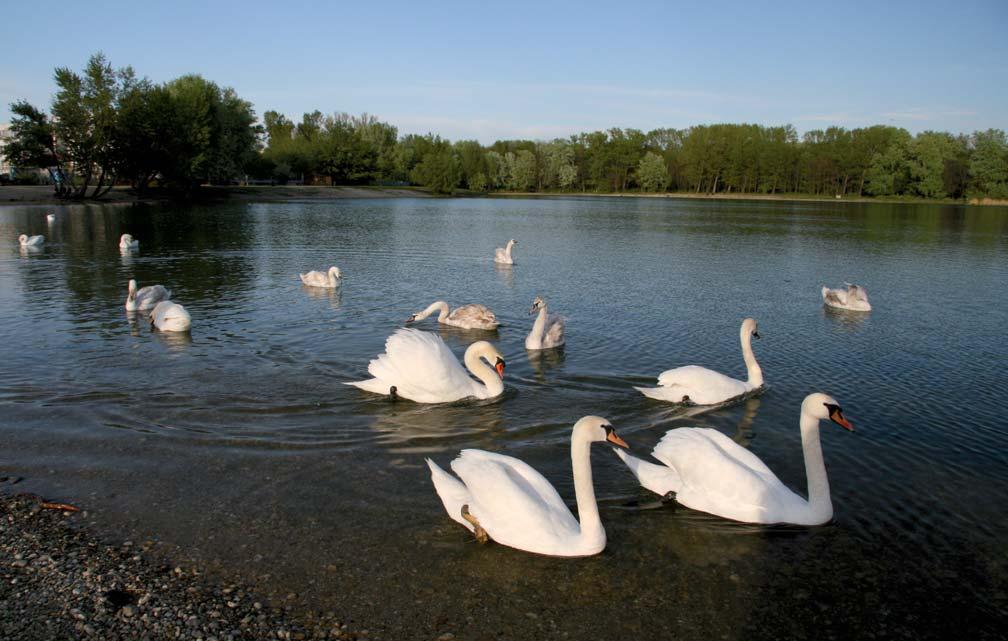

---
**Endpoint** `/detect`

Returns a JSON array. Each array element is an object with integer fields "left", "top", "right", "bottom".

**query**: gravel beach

[{"left": 1, "top": 492, "right": 362, "bottom": 641}]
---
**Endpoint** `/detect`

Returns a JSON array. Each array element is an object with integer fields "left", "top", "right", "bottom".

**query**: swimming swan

[
  {"left": 125, "top": 279, "right": 172, "bottom": 312},
  {"left": 635, "top": 318, "right": 763, "bottom": 405},
  {"left": 525, "top": 295, "right": 565, "bottom": 350},
  {"left": 427, "top": 415, "right": 629, "bottom": 556},
  {"left": 300, "top": 266, "right": 342, "bottom": 288},
  {"left": 149, "top": 300, "right": 191, "bottom": 332},
  {"left": 119, "top": 234, "right": 139, "bottom": 250},
  {"left": 494, "top": 239, "right": 516, "bottom": 265},
  {"left": 614, "top": 393, "right": 853, "bottom": 525},
  {"left": 18, "top": 234, "right": 44, "bottom": 247},
  {"left": 46, "top": 213, "right": 56, "bottom": 223},
  {"left": 406, "top": 300, "right": 499, "bottom": 330},
  {"left": 347, "top": 328, "right": 505, "bottom": 403},
  {"left": 822, "top": 283, "right": 871, "bottom": 311}
]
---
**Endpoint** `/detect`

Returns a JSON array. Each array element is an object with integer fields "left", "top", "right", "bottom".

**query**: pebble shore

[{"left": 1, "top": 493, "right": 363, "bottom": 641}]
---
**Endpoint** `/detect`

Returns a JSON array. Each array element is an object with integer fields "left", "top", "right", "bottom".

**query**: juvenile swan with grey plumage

[{"left": 406, "top": 300, "right": 499, "bottom": 330}]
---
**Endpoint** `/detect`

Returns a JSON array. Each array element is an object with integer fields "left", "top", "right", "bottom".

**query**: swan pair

[
  {"left": 494, "top": 239, "right": 516, "bottom": 265},
  {"left": 18, "top": 234, "right": 44, "bottom": 247},
  {"left": 636, "top": 318, "right": 763, "bottom": 406},
  {"left": 822, "top": 283, "right": 871, "bottom": 311},
  {"left": 119, "top": 234, "right": 139, "bottom": 251},
  {"left": 300, "top": 266, "right": 342, "bottom": 288},
  {"left": 124, "top": 279, "right": 190, "bottom": 332},
  {"left": 427, "top": 393, "right": 853, "bottom": 557}
]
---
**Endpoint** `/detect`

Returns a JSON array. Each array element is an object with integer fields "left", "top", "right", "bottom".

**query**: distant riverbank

[{"left": 4, "top": 184, "right": 1004, "bottom": 207}]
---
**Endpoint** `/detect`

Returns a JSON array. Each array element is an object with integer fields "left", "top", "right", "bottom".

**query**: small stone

[
  {"left": 122, "top": 605, "right": 135, "bottom": 617},
  {"left": 438, "top": 634, "right": 455, "bottom": 641}
]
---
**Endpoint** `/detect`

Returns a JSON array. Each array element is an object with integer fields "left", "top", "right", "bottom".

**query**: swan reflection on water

[
  {"left": 822, "top": 304, "right": 870, "bottom": 331},
  {"left": 152, "top": 328, "right": 193, "bottom": 351},
  {"left": 527, "top": 345, "right": 565, "bottom": 379},
  {"left": 302, "top": 284, "right": 341, "bottom": 309},
  {"left": 493, "top": 261, "right": 514, "bottom": 288},
  {"left": 366, "top": 398, "right": 506, "bottom": 454},
  {"left": 19, "top": 245, "right": 43, "bottom": 257}
]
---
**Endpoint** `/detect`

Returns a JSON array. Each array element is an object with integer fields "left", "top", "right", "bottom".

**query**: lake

[{"left": 2, "top": 196, "right": 1006, "bottom": 639}]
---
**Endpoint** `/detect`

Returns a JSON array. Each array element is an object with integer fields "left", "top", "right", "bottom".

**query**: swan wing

[
  {"left": 426, "top": 458, "right": 473, "bottom": 529},
  {"left": 363, "top": 329, "right": 476, "bottom": 402},
  {"left": 544, "top": 313, "right": 565, "bottom": 347},
  {"left": 613, "top": 448, "right": 681, "bottom": 495},
  {"left": 451, "top": 449, "right": 580, "bottom": 547},
  {"left": 300, "top": 271, "right": 325, "bottom": 286},
  {"left": 135, "top": 285, "right": 171, "bottom": 309},
  {"left": 652, "top": 428, "right": 795, "bottom": 522},
  {"left": 822, "top": 287, "right": 846, "bottom": 305},
  {"left": 448, "top": 304, "right": 499, "bottom": 328},
  {"left": 655, "top": 366, "right": 751, "bottom": 405}
]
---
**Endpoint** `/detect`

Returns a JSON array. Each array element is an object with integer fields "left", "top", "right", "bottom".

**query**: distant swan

[
  {"left": 407, "top": 300, "right": 499, "bottom": 330},
  {"left": 125, "top": 279, "right": 172, "bottom": 312},
  {"left": 18, "top": 234, "right": 44, "bottom": 247},
  {"left": 119, "top": 234, "right": 139, "bottom": 250},
  {"left": 46, "top": 213, "right": 56, "bottom": 223},
  {"left": 427, "top": 415, "right": 629, "bottom": 556},
  {"left": 494, "top": 239, "right": 516, "bottom": 265},
  {"left": 636, "top": 318, "right": 763, "bottom": 405},
  {"left": 149, "top": 300, "right": 191, "bottom": 332},
  {"left": 525, "top": 296, "right": 565, "bottom": 350},
  {"left": 300, "top": 266, "right": 342, "bottom": 288},
  {"left": 347, "top": 328, "right": 505, "bottom": 403},
  {"left": 822, "top": 283, "right": 871, "bottom": 311},
  {"left": 614, "top": 393, "right": 853, "bottom": 525}
]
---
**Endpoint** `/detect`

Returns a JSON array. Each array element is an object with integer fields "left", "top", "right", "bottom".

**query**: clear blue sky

[{"left": 2, "top": 0, "right": 1005, "bottom": 144}]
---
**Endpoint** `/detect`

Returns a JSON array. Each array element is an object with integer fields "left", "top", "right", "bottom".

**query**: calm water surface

[{"left": 2, "top": 197, "right": 1006, "bottom": 639}]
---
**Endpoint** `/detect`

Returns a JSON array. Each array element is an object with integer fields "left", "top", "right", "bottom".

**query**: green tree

[
  {"left": 906, "top": 131, "right": 960, "bottom": 198},
  {"left": 2, "top": 101, "right": 66, "bottom": 195},
  {"left": 637, "top": 151, "right": 670, "bottom": 192},
  {"left": 969, "top": 129, "right": 1008, "bottom": 198}
]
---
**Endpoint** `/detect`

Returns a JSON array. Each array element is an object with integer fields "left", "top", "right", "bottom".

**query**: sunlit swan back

[
  {"left": 406, "top": 300, "right": 499, "bottom": 330},
  {"left": 125, "top": 279, "right": 172, "bottom": 312},
  {"left": 347, "top": 328, "right": 505, "bottom": 403},
  {"left": 119, "top": 234, "right": 139, "bottom": 250},
  {"left": 635, "top": 318, "right": 763, "bottom": 405},
  {"left": 300, "top": 266, "right": 342, "bottom": 288},
  {"left": 494, "top": 239, "right": 516, "bottom": 264},
  {"left": 18, "top": 234, "right": 44, "bottom": 247},
  {"left": 149, "top": 300, "right": 191, "bottom": 332},
  {"left": 427, "top": 416, "right": 629, "bottom": 556},
  {"left": 615, "top": 393, "right": 853, "bottom": 525},
  {"left": 822, "top": 283, "right": 871, "bottom": 311},
  {"left": 525, "top": 295, "right": 565, "bottom": 350}
]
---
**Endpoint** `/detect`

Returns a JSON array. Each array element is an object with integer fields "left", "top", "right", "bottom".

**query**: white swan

[
  {"left": 46, "top": 213, "right": 56, "bottom": 223},
  {"left": 427, "top": 415, "right": 629, "bottom": 556},
  {"left": 615, "top": 393, "right": 853, "bottom": 525},
  {"left": 119, "top": 234, "right": 139, "bottom": 250},
  {"left": 406, "top": 300, "right": 499, "bottom": 331},
  {"left": 822, "top": 283, "right": 871, "bottom": 311},
  {"left": 125, "top": 279, "right": 172, "bottom": 312},
  {"left": 494, "top": 239, "right": 516, "bottom": 265},
  {"left": 636, "top": 318, "right": 763, "bottom": 405},
  {"left": 149, "top": 300, "right": 191, "bottom": 332},
  {"left": 347, "top": 328, "right": 505, "bottom": 403},
  {"left": 300, "top": 266, "right": 341, "bottom": 288},
  {"left": 525, "top": 295, "right": 565, "bottom": 350},
  {"left": 18, "top": 234, "right": 44, "bottom": 247}
]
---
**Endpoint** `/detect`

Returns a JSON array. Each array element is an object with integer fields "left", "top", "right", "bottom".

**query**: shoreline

[
  {"left": 1, "top": 492, "right": 361, "bottom": 641},
  {"left": 3, "top": 184, "right": 1004, "bottom": 207}
]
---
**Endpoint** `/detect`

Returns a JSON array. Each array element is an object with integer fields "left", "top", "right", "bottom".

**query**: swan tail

[
  {"left": 345, "top": 378, "right": 394, "bottom": 396},
  {"left": 613, "top": 448, "right": 682, "bottom": 496},
  {"left": 426, "top": 458, "right": 474, "bottom": 530}
]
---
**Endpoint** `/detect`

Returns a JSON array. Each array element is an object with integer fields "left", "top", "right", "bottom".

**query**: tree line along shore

[{"left": 4, "top": 53, "right": 1007, "bottom": 203}]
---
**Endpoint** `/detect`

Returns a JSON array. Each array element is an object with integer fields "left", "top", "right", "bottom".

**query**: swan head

[
  {"left": 18, "top": 234, "right": 27, "bottom": 245},
  {"left": 467, "top": 341, "right": 506, "bottom": 379},
  {"left": 328, "top": 266, "right": 342, "bottom": 280},
  {"left": 120, "top": 233, "right": 132, "bottom": 244},
  {"left": 127, "top": 279, "right": 138, "bottom": 296},
  {"left": 742, "top": 317, "right": 760, "bottom": 339},
  {"left": 573, "top": 416, "right": 629, "bottom": 449},
  {"left": 802, "top": 393, "right": 854, "bottom": 431},
  {"left": 529, "top": 295, "right": 545, "bottom": 315},
  {"left": 507, "top": 239, "right": 516, "bottom": 247}
]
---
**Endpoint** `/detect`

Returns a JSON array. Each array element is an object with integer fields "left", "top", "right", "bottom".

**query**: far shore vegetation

[{"left": 3, "top": 53, "right": 1007, "bottom": 205}]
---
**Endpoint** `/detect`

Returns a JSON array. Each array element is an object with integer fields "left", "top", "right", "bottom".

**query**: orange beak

[
  {"left": 495, "top": 358, "right": 506, "bottom": 379},
  {"left": 606, "top": 431, "right": 629, "bottom": 449},
  {"left": 829, "top": 407, "right": 854, "bottom": 431}
]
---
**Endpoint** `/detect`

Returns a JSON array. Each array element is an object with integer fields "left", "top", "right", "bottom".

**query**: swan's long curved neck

[
  {"left": 740, "top": 325, "right": 763, "bottom": 387},
  {"left": 570, "top": 435, "right": 604, "bottom": 543},
  {"left": 799, "top": 413, "right": 832, "bottom": 521},
  {"left": 417, "top": 301, "right": 451, "bottom": 322},
  {"left": 504, "top": 240, "right": 515, "bottom": 258},
  {"left": 463, "top": 344, "right": 503, "bottom": 397},
  {"left": 530, "top": 305, "right": 548, "bottom": 340}
]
